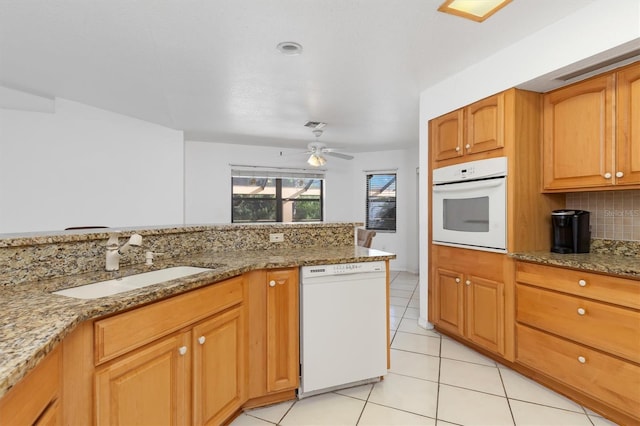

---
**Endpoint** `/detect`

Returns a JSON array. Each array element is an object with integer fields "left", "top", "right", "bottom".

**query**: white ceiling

[{"left": 0, "top": 0, "right": 597, "bottom": 152}]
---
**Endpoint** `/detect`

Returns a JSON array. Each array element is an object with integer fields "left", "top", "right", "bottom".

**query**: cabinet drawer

[
  {"left": 517, "top": 284, "right": 640, "bottom": 363},
  {"left": 517, "top": 324, "right": 640, "bottom": 420},
  {"left": 516, "top": 262, "right": 640, "bottom": 309},
  {"left": 95, "top": 276, "right": 243, "bottom": 364}
]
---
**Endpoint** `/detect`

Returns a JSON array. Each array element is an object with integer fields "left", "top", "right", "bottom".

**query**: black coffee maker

[{"left": 551, "top": 210, "right": 591, "bottom": 254}]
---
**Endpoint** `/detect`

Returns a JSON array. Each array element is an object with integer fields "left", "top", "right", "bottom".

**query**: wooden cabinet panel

[
  {"left": 515, "top": 262, "right": 640, "bottom": 309},
  {"left": 543, "top": 74, "right": 615, "bottom": 189},
  {"left": 0, "top": 346, "right": 61, "bottom": 426},
  {"left": 517, "top": 324, "right": 640, "bottom": 421},
  {"left": 434, "top": 268, "right": 464, "bottom": 336},
  {"left": 266, "top": 269, "right": 299, "bottom": 393},
  {"left": 95, "top": 276, "right": 243, "bottom": 364},
  {"left": 466, "top": 276, "right": 504, "bottom": 354},
  {"left": 95, "top": 332, "right": 191, "bottom": 426},
  {"left": 193, "top": 306, "right": 245, "bottom": 426},
  {"left": 431, "top": 109, "right": 464, "bottom": 162},
  {"left": 616, "top": 62, "right": 640, "bottom": 185},
  {"left": 517, "top": 284, "right": 640, "bottom": 363},
  {"left": 466, "top": 93, "right": 504, "bottom": 155}
]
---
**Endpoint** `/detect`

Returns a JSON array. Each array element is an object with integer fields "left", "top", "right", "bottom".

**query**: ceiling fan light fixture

[
  {"left": 438, "top": 0, "right": 512, "bottom": 22},
  {"left": 307, "top": 154, "right": 326, "bottom": 167}
]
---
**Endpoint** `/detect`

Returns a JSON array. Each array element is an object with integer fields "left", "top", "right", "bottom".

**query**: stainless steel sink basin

[{"left": 52, "top": 266, "right": 214, "bottom": 299}]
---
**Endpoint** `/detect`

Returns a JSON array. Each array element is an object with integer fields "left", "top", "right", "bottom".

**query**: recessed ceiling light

[
  {"left": 276, "top": 41, "right": 303, "bottom": 55},
  {"left": 438, "top": 0, "right": 512, "bottom": 22}
]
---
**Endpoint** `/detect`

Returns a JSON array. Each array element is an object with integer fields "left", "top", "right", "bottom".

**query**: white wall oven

[{"left": 432, "top": 157, "right": 507, "bottom": 253}]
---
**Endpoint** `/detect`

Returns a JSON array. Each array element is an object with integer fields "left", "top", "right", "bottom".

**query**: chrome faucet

[{"left": 105, "top": 233, "right": 143, "bottom": 271}]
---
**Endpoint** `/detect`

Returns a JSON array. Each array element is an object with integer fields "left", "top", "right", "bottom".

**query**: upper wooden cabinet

[
  {"left": 431, "top": 93, "right": 504, "bottom": 166},
  {"left": 543, "top": 61, "right": 640, "bottom": 191}
]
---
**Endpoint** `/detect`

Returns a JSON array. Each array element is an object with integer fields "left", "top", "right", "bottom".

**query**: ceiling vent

[
  {"left": 304, "top": 121, "right": 327, "bottom": 129},
  {"left": 555, "top": 48, "right": 640, "bottom": 82}
]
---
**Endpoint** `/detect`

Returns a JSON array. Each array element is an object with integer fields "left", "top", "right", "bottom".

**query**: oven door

[{"left": 432, "top": 177, "right": 506, "bottom": 252}]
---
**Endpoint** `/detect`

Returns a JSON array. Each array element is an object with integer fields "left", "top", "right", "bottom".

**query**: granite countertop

[
  {"left": 509, "top": 251, "right": 640, "bottom": 279},
  {"left": 0, "top": 245, "right": 395, "bottom": 398}
]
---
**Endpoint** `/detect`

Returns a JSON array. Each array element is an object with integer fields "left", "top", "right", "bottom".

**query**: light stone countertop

[{"left": 0, "top": 245, "right": 395, "bottom": 398}]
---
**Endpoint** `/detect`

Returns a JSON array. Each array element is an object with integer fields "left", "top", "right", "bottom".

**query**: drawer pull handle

[
  {"left": 465, "top": 280, "right": 471, "bottom": 286},
  {"left": 198, "top": 336, "right": 206, "bottom": 345},
  {"left": 577, "top": 308, "right": 586, "bottom": 316},
  {"left": 578, "top": 279, "right": 587, "bottom": 287},
  {"left": 616, "top": 171, "right": 624, "bottom": 178},
  {"left": 455, "top": 146, "right": 461, "bottom": 152},
  {"left": 604, "top": 172, "right": 612, "bottom": 179},
  {"left": 178, "top": 346, "right": 188, "bottom": 356},
  {"left": 577, "top": 356, "right": 586, "bottom": 364},
  {"left": 269, "top": 280, "right": 276, "bottom": 287},
  {"left": 455, "top": 278, "right": 461, "bottom": 283},
  {"left": 465, "top": 144, "right": 471, "bottom": 149}
]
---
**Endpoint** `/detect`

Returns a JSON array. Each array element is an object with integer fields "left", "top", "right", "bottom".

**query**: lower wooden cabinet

[
  {"left": 0, "top": 346, "right": 61, "bottom": 425},
  {"left": 431, "top": 245, "right": 506, "bottom": 356},
  {"left": 94, "top": 276, "right": 246, "bottom": 426},
  {"left": 515, "top": 261, "right": 640, "bottom": 424},
  {"left": 245, "top": 268, "right": 300, "bottom": 405}
]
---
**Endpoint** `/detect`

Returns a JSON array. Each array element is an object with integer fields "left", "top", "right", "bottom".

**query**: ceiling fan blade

[{"left": 324, "top": 151, "right": 354, "bottom": 160}]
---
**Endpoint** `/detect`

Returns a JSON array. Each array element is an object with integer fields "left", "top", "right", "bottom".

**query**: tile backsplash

[{"left": 566, "top": 190, "right": 640, "bottom": 241}]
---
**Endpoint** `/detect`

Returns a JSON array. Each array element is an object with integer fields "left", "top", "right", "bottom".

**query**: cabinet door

[
  {"left": 0, "top": 347, "right": 61, "bottom": 426},
  {"left": 465, "top": 93, "right": 504, "bottom": 156},
  {"left": 616, "top": 62, "right": 640, "bottom": 186},
  {"left": 431, "top": 109, "right": 464, "bottom": 162},
  {"left": 192, "top": 306, "right": 245, "bottom": 426},
  {"left": 266, "top": 269, "right": 300, "bottom": 393},
  {"left": 95, "top": 333, "right": 191, "bottom": 426},
  {"left": 465, "top": 276, "right": 504, "bottom": 355},
  {"left": 543, "top": 74, "right": 615, "bottom": 189},
  {"left": 434, "top": 268, "right": 464, "bottom": 336}
]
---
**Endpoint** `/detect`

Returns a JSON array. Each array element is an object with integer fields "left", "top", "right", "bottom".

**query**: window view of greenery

[
  {"left": 232, "top": 176, "right": 323, "bottom": 223},
  {"left": 366, "top": 174, "right": 396, "bottom": 231}
]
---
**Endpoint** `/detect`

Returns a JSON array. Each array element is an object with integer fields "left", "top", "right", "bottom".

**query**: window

[
  {"left": 232, "top": 170, "right": 323, "bottom": 223},
  {"left": 366, "top": 173, "right": 396, "bottom": 231}
]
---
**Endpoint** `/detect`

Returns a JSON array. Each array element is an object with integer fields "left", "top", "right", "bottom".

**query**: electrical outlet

[{"left": 269, "top": 233, "right": 284, "bottom": 243}]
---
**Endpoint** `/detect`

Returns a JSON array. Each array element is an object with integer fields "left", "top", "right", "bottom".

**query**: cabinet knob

[
  {"left": 578, "top": 279, "right": 587, "bottom": 287},
  {"left": 465, "top": 144, "right": 471, "bottom": 150},
  {"left": 455, "top": 278, "right": 461, "bottom": 283},
  {"left": 603, "top": 172, "right": 612, "bottom": 179},
  {"left": 465, "top": 280, "right": 471, "bottom": 286},
  {"left": 269, "top": 280, "right": 276, "bottom": 287},
  {"left": 198, "top": 336, "right": 206, "bottom": 345},
  {"left": 577, "top": 356, "right": 586, "bottom": 364},
  {"left": 616, "top": 171, "right": 624, "bottom": 178},
  {"left": 178, "top": 346, "right": 188, "bottom": 356},
  {"left": 455, "top": 146, "right": 461, "bottom": 152},
  {"left": 577, "top": 308, "right": 586, "bottom": 316}
]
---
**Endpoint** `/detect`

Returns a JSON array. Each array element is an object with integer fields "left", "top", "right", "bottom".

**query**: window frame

[
  {"left": 365, "top": 172, "right": 397, "bottom": 232},
  {"left": 231, "top": 172, "right": 324, "bottom": 224}
]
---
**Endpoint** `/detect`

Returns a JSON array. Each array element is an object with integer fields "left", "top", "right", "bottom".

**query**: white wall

[
  {"left": 0, "top": 93, "right": 184, "bottom": 233},
  {"left": 417, "top": 0, "right": 640, "bottom": 328},
  {"left": 184, "top": 140, "right": 419, "bottom": 272}
]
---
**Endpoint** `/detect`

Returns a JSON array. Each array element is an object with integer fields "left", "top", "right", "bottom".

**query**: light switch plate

[{"left": 269, "top": 233, "right": 284, "bottom": 243}]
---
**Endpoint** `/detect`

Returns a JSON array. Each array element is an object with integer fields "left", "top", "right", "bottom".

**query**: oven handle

[{"left": 432, "top": 178, "right": 504, "bottom": 192}]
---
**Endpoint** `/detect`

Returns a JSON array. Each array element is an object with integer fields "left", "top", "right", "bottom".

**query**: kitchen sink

[{"left": 52, "top": 266, "right": 214, "bottom": 299}]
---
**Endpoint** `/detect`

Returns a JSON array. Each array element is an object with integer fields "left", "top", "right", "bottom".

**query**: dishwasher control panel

[{"left": 302, "top": 261, "right": 385, "bottom": 278}]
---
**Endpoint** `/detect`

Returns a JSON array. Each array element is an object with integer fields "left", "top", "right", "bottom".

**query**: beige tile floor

[{"left": 231, "top": 271, "right": 619, "bottom": 426}]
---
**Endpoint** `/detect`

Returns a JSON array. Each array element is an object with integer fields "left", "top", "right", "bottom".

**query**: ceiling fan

[{"left": 303, "top": 125, "right": 354, "bottom": 167}]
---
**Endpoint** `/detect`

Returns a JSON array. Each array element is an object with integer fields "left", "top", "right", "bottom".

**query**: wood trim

[{"left": 62, "top": 321, "right": 94, "bottom": 426}]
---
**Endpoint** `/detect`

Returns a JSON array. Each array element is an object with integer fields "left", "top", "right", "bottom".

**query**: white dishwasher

[{"left": 299, "top": 261, "right": 388, "bottom": 398}]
